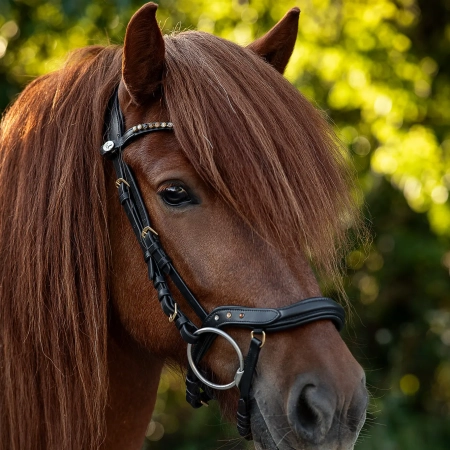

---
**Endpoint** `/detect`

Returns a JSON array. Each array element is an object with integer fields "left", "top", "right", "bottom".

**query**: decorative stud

[
  {"left": 239, "top": 313, "right": 245, "bottom": 319},
  {"left": 124, "top": 122, "right": 174, "bottom": 138},
  {"left": 214, "top": 315, "right": 219, "bottom": 321},
  {"left": 102, "top": 141, "right": 114, "bottom": 152},
  {"left": 226, "top": 312, "right": 232, "bottom": 319}
]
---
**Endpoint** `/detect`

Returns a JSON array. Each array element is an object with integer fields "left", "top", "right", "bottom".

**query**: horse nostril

[
  {"left": 297, "top": 387, "right": 319, "bottom": 431},
  {"left": 288, "top": 373, "right": 368, "bottom": 445},
  {"left": 288, "top": 376, "right": 335, "bottom": 445}
]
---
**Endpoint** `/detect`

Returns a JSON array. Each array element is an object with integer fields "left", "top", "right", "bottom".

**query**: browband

[{"left": 101, "top": 89, "right": 346, "bottom": 440}]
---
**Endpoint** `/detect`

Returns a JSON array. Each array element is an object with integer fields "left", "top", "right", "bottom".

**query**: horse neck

[{"left": 102, "top": 316, "right": 164, "bottom": 450}]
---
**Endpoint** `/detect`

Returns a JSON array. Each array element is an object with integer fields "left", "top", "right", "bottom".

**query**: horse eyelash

[{"left": 156, "top": 181, "right": 185, "bottom": 193}]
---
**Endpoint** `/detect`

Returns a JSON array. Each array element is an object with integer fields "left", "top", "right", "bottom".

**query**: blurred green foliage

[{"left": 1, "top": 0, "right": 450, "bottom": 449}]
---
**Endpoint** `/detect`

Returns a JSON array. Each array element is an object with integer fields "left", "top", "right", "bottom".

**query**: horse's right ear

[
  {"left": 122, "top": 2, "right": 165, "bottom": 105},
  {"left": 247, "top": 8, "right": 300, "bottom": 74}
]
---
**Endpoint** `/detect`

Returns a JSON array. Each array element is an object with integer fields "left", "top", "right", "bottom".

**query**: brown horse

[{"left": 0, "top": 3, "right": 367, "bottom": 450}]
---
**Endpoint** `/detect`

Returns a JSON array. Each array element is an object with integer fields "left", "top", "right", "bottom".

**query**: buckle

[{"left": 250, "top": 330, "right": 266, "bottom": 347}]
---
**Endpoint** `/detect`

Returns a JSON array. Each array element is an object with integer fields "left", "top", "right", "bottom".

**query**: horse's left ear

[
  {"left": 122, "top": 2, "right": 165, "bottom": 104},
  {"left": 247, "top": 7, "right": 300, "bottom": 74}
]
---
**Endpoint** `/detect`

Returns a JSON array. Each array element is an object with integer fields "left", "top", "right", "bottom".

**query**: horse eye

[{"left": 160, "top": 185, "right": 193, "bottom": 207}]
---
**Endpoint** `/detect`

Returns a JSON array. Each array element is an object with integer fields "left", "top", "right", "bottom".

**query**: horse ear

[
  {"left": 122, "top": 2, "right": 165, "bottom": 104},
  {"left": 247, "top": 8, "right": 300, "bottom": 74}
]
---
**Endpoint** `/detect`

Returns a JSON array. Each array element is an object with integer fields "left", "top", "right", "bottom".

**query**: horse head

[
  {"left": 0, "top": 3, "right": 367, "bottom": 450},
  {"left": 105, "top": 3, "right": 367, "bottom": 449}
]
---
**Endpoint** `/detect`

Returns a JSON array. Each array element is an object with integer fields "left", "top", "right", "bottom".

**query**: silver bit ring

[{"left": 187, "top": 327, "right": 244, "bottom": 390}]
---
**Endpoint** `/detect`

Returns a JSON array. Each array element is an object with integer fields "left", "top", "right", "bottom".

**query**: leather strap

[
  {"left": 203, "top": 297, "right": 345, "bottom": 332},
  {"left": 185, "top": 369, "right": 214, "bottom": 408},
  {"left": 103, "top": 91, "right": 206, "bottom": 343},
  {"left": 237, "top": 334, "right": 263, "bottom": 439}
]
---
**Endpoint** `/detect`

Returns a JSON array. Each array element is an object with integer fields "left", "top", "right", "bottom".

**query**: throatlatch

[{"left": 101, "top": 90, "right": 346, "bottom": 439}]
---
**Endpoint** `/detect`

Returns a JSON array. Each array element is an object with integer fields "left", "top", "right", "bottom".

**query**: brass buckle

[
  {"left": 250, "top": 330, "right": 266, "bottom": 348},
  {"left": 141, "top": 226, "right": 159, "bottom": 237},
  {"left": 115, "top": 178, "right": 130, "bottom": 188},
  {"left": 168, "top": 303, "right": 178, "bottom": 323}
]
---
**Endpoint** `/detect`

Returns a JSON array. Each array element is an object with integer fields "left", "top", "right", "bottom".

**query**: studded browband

[{"left": 100, "top": 89, "right": 346, "bottom": 439}]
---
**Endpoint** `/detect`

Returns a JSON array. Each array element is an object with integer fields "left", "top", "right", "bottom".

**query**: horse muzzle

[{"left": 251, "top": 371, "right": 368, "bottom": 450}]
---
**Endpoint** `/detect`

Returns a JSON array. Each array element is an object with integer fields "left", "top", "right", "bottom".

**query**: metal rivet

[
  {"left": 132, "top": 126, "right": 137, "bottom": 132},
  {"left": 167, "top": 122, "right": 173, "bottom": 128},
  {"left": 155, "top": 122, "right": 160, "bottom": 127},
  {"left": 161, "top": 122, "right": 166, "bottom": 127},
  {"left": 149, "top": 123, "right": 154, "bottom": 128},
  {"left": 214, "top": 315, "right": 219, "bottom": 321},
  {"left": 226, "top": 312, "right": 232, "bottom": 319},
  {"left": 102, "top": 141, "right": 114, "bottom": 152},
  {"left": 137, "top": 124, "right": 143, "bottom": 130},
  {"left": 143, "top": 123, "right": 148, "bottom": 129},
  {"left": 239, "top": 313, "right": 245, "bottom": 319}
]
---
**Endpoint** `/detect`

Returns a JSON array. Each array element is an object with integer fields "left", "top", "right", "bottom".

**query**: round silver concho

[
  {"left": 102, "top": 141, "right": 115, "bottom": 152},
  {"left": 187, "top": 327, "right": 244, "bottom": 390}
]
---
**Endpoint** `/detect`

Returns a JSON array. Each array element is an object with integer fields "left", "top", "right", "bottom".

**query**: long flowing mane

[
  {"left": 0, "top": 31, "right": 360, "bottom": 450},
  {"left": 0, "top": 46, "right": 121, "bottom": 449},
  {"left": 163, "top": 32, "right": 359, "bottom": 285}
]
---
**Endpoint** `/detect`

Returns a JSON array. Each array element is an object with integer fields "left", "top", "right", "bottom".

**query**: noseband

[{"left": 100, "top": 91, "right": 346, "bottom": 439}]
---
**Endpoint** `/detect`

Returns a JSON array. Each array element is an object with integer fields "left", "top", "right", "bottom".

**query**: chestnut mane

[
  {"left": 0, "top": 46, "right": 121, "bottom": 450},
  {"left": 0, "top": 32, "right": 359, "bottom": 450}
]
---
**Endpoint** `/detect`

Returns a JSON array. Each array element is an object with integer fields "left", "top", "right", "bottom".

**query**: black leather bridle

[{"left": 100, "top": 90, "right": 346, "bottom": 439}]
